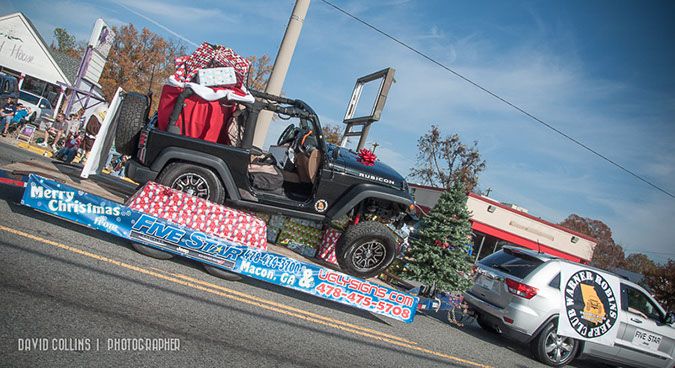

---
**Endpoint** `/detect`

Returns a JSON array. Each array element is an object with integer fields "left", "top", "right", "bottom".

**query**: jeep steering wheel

[{"left": 277, "top": 123, "right": 296, "bottom": 146}]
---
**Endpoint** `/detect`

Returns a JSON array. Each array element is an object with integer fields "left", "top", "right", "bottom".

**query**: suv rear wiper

[{"left": 490, "top": 264, "right": 511, "bottom": 273}]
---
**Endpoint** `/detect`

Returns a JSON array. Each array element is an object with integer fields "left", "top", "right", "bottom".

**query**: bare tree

[
  {"left": 322, "top": 124, "right": 343, "bottom": 145},
  {"left": 409, "top": 125, "right": 486, "bottom": 191},
  {"left": 246, "top": 55, "right": 273, "bottom": 92}
]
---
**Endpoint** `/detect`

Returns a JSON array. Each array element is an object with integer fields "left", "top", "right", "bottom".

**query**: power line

[{"left": 320, "top": 0, "right": 674, "bottom": 199}]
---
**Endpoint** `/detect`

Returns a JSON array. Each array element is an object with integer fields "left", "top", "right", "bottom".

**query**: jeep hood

[{"left": 329, "top": 145, "right": 406, "bottom": 189}]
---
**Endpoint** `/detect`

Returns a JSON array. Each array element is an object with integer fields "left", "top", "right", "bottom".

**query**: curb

[{"left": 17, "top": 141, "right": 53, "bottom": 158}]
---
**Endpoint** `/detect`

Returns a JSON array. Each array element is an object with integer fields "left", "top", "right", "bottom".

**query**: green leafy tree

[
  {"left": 50, "top": 27, "right": 82, "bottom": 59},
  {"left": 403, "top": 181, "right": 474, "bottom": 292}
]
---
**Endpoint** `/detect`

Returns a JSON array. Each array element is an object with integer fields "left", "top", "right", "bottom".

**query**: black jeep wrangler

[{"left": 118, "top": 90, "right": 417, "bottom": 278}]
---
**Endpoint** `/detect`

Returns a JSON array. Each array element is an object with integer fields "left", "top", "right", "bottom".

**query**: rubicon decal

[
  {"left": 358, "top": 172, "right": 395, "bottom": 185},
  {"left": 564, "top": 270, "right": 618, "bottom": 339}
]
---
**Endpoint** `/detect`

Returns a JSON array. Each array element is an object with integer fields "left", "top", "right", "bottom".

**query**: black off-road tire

[
  {"left": 203, "top": 265, "right": 242, "bottom": 281},
  {"left": 156, "top": 162, "right": 226, "bottom": 204},
  {"left": 532, "top": 320, "right": 579, "bottom": 367},
  {"left": 115, "top": 92, "right": 149, "bottom": 156},
  {"left": 131, "top": 242, "right": 174, "bottom": 260},
  {"left": 336, "top": 221, "right": 397, "bottom": 279}
]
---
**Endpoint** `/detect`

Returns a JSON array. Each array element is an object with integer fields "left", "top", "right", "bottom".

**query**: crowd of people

[
  {"left": 0, "top": 98, "right": 34, "bottom": 137},
  {"left": 0, "top": 98, "right": 124, "bottom": 174}
]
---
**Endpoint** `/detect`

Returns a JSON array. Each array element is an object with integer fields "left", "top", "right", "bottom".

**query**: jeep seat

[{"left": 295, "top": 148, "right": 320, "bottom": 184}]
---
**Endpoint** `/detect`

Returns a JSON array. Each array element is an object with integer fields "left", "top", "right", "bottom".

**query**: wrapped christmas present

[
  {"left": 316, "top": 228, "right": 342, "bottom": 265},
  {"left": 287, "top": 242, "right": 317, "bottom": 259},
  {"left": 126, "top": 182, "right": 267, "bottom": 250},
  {"left": 276, "top": 218, "right": 322, "bottom": 248}
]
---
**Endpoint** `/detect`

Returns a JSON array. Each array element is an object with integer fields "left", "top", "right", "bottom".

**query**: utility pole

[
  {"left": 252, "top": 0, "right": 311, "bottom": 148},
  {"left": 371, "top": 142, "right": 379, "bottom": 152}
]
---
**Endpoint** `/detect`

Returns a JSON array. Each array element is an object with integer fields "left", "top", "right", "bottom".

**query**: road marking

[
  {"left": 0, "top": 225, "right": 492, "bottom": 368},
  {"left": 145, "top": 266, "right": 417, "bottom": 345}
]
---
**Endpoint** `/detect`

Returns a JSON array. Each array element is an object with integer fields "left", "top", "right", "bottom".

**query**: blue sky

[{"left": 3, "top": 0, "right": 674, "bottom": 262}]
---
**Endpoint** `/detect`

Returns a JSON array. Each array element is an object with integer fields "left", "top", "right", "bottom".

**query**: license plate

[
  {"left": 632, "top": 329, "right": 662, "bottom": 351},
  {"left": 476, "top": 275, "right": 494, "bottom": 290}
]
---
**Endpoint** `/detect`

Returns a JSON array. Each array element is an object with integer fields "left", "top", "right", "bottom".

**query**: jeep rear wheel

[
  {"left": 156, "top": 162, "right": 226, "bottom": 204},
  {"left": 336, "top": 221, "right": 397, "bottom": 279}
]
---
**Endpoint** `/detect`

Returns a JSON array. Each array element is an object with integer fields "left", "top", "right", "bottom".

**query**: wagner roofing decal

[{"left": 558, "top": 264, "right": 621, "bottom": 346}]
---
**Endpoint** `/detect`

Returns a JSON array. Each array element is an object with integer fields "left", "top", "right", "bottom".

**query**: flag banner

[
  {"left": 21, "top": 175, "right": 418, "bottom": 323},
  {"left": 558, "top": 262, "right": 622, "bottom": 346}
]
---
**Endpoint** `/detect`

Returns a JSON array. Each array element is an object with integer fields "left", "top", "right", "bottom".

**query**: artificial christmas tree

[{"left": 403, "top": 181, "right": 474, "bottom": 292}]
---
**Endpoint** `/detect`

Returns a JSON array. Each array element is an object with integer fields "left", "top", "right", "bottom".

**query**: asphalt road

[{"left": 0, "top": 142, "right": 599, "bottom": 368}]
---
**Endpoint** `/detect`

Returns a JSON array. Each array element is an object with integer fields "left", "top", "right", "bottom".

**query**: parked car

[
  {"left": 0, "top": 73, "right": 19, "bottom": 109},
  {"left": 18, "top": 90, "right": 54, "bottom": 123},
  {"left": 464, "top": 246, "right": 674, "bottom": 367}
]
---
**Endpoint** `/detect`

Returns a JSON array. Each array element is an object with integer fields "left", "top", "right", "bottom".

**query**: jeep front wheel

[{"left": 336, "top": 221, "right": 397, "bottom": 279}]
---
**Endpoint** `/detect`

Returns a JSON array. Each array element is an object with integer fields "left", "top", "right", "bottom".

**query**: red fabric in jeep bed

[{"left": 157, "top": 85, "right": 235, "bottom": 144}]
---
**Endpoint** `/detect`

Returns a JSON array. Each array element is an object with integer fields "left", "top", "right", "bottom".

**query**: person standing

[{"left": 81, "top": 112, "right": 102, "bottom": 164}]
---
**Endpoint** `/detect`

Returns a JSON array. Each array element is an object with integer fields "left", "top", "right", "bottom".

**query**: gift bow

[{"left": 357, "top": 148, "right": 377, "bottom": 166}]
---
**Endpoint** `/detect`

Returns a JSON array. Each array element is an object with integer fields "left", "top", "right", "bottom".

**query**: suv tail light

[{"left": 505, "top": 278, "right": 538, "bottom": 299}]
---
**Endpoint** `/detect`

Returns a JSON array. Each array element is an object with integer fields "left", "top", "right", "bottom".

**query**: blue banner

[{"left": 21, "top": 175, "right": 418, "bottom": 323}]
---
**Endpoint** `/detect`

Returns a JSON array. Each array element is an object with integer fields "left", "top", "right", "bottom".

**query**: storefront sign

[
  {"left": 0, "top": 13, "right": 70, "bottom": 85},
  {"left": 558, "top": 263, "right": 622, "bottom": 346},
  {"left": 22, "top": 175, "right": 418, "bottom": 323}
]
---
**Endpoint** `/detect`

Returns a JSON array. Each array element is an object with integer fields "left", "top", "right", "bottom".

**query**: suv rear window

[{"left": 479, "top": 248, "right": 544, "bottom": 279}]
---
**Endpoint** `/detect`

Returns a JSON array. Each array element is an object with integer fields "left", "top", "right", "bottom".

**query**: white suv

[{"left": 464, "top": 246, "right": 674, "bottom": 367}]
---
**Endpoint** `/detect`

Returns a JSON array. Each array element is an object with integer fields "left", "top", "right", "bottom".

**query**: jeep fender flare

[
  {"left": 150, "top": 147, "right": 240, "bottom": 201},
  {"left": 327, "top": 183, "right": 412, "bottom": 220}
]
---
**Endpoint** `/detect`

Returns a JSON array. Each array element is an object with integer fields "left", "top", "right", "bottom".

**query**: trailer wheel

[
  {"left": 336, "top": 221, "right": 397, "bottom": 279},
  {"left": 115, "top": 92, "right": 149, "bottom": 156},
  {"left": 131, "top": 242, "right": 174, "bottom": 260},
  {"left": 156, "top": 162, "right": 226, "bottom": 204},
  {"left": 203, "top": 265, "right": 242, "bottom": 281}
]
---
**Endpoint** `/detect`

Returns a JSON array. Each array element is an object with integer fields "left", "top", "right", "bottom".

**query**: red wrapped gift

[
  {"left": 156, "top": 84, "right": 236, "bottom": 144},
  {"left": 316, "top": 228, "right": 342, "bottom": 265},
  {"left": 174, "top": 43, "right": 250, "bottom": 86},
  {"left": 126, "top": 182, "right": 267, "bottom": 250}
]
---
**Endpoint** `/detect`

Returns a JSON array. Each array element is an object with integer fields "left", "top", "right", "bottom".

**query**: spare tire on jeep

[
  {"left": 336, "top": 221, "right": 397, "bottom": 279},
  {"left": 115, "top": 92, "right": 150, "bottom": 156}
]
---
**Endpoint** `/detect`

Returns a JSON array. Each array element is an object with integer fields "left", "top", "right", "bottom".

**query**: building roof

[
  {"left": 50, "top": 50, "right": 80, "bottom": 84},
  {"left": 409, "top": 182, "right": 597, "bottom": 243},
  {"left": 0, "top": 12, "right": 75, "bottom": 85}
]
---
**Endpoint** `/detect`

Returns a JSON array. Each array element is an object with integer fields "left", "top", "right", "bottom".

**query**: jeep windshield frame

[{"left": 247, "top": 90, "right": 325, "bottom": 154}]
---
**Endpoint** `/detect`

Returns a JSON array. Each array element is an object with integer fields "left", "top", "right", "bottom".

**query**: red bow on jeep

[{"left": 357, "top": 148, "right": 377, "bottom": 166}]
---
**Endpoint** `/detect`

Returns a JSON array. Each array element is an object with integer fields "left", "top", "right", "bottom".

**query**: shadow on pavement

[
  {"left": 421, "top": 308, "right": 611, "bottom": 368},
  {"left": 0, "top": 239, "right": 473, "bottom": 368}
]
